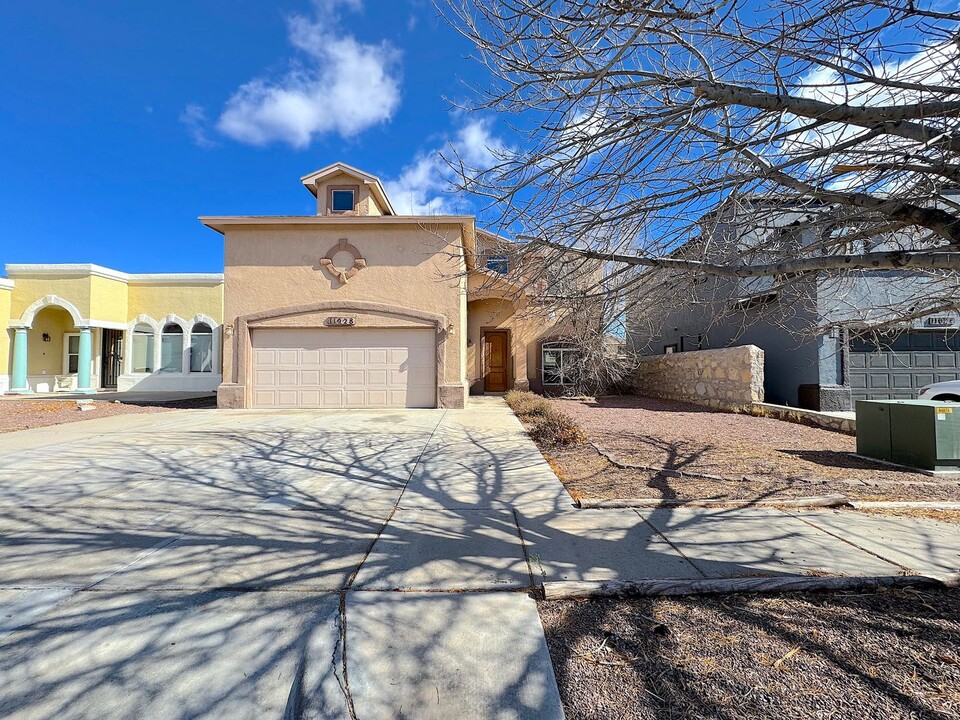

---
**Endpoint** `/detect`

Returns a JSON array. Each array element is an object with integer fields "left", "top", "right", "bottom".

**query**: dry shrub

[
  {"left": 505, "top": 390, "right": 552, "bottom": 419},
  {"left": 528, "top": 406, "right": 585, "bottom": 447}
]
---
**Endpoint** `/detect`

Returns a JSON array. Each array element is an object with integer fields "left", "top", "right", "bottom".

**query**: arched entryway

[{"left": 9, "top": 295, "right": 95, "bottom": 394}]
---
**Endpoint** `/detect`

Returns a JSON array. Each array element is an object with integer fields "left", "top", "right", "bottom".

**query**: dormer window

[{"left": 329, "top": 187, "right": 357, "bottom": 214}]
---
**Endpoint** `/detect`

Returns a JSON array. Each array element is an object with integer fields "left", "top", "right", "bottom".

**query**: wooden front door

[{"left": 483, "top": 331, "right": 510, "bottom": 393}]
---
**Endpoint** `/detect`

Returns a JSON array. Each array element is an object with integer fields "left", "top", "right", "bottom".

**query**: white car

[{"left": 918, "top": 380, "right": 960, "bottom": 402}]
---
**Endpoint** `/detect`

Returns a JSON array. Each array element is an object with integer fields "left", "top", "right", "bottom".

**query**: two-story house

[{"left": 2, "top": 163, "right": 585, "bottom": 406}]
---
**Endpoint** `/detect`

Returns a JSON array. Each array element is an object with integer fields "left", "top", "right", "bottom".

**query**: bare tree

[{"left": 440, "top": 0, "right": 960, "bottom": 333}]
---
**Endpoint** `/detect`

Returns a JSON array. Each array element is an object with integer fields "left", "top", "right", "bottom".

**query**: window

[
  {"left": 331, "top": 189, "right": 355, "bottom": 213},
  {"left": 541, "top": 342, "right": 580, "bottom": 386},
  {"left": 190, "top": 322, "right": 214, "bottom": 373},
  {"left": 160, "top": 323, "right": 183, "bottom": 373},
  {"left": 64, "top": 334, "right": 80, "bottom": 373},
  {"left": 664, "top": 344, "right": 678, "bottom": 355},
  {"left": 485, "top": 255, "right": 509, "bottom": 274},
  {"left": 132, "top": 325, "right": 155, "bottom": 373}
]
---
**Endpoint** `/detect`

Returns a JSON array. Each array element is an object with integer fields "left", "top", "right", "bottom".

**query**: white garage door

[{"left": 251, "top": 328, "right": 436, "bottom": 409}]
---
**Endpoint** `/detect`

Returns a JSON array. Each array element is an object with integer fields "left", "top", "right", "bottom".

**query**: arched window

[
  {"left": 132, "top": 324, "right": 155, "bottom": 373},
  {"left": 160, "top": 323, "right": 183, "bottom": 373},
  {"left": 190, "top": 322, "right": 214, "bottom": 373},
  {"left": 541, "top": 341, "right": 580, "bottom": 386}
]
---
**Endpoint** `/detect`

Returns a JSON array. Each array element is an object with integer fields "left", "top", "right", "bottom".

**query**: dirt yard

[
  {"left": 539, "top": 587, "right": 960, "bottom": 720},
  {"left": 544, "top": 396, "right": 960, "bottom": 504},
  {"left": 0, "top": 397, "right": 214, "bottom": 434}
]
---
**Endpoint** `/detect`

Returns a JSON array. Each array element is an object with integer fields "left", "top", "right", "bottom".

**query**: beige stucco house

[
  {"left": 3, "top": 162, "right": 575, "bottom": 407},
  {"left": 203, "top": 162, "right": 573, "bottom": 409}
]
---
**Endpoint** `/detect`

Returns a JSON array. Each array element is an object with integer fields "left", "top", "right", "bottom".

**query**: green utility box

[{"left": 856, "top": 399, "right": 960, "bottom": 473}]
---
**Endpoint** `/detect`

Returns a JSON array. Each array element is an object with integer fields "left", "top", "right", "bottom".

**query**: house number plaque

[{"left": 325, "top": 316, "right": 356, "bottom": 327}]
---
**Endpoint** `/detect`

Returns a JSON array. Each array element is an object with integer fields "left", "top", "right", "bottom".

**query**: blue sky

[{"left": 0, "top": 0, "right": 501, "bottom": 274}]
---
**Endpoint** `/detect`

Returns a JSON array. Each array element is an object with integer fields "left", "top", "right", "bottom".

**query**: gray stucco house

[{"left": 628, "top": 197, "right": 960, "bottom": 412}]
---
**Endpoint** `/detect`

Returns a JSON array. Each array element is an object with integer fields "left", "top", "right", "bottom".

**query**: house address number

[{"left": 325, "top": 316, "right": 356, "bottom": 327}]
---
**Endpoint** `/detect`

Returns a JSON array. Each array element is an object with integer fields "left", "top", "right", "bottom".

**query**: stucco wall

[
  {"left": 466, "top": 295, "right": 573, "bottom": 394},
  {"left": 89, "top": 275, "right": 129, "bottom": 324},
  {"left": 631, "top": 345, "right": 765, "bottom": 407},
  {"left": 26, "top": 306, "right": 73, "bottom": 376},
  {"left": 0, "top": 285, "right": 11, "bottom": 382},
  {"left": 221, "top": 221, "right": 468, "bottom": 407},
  {"left": 8, "top": 276, "right": 93, "bottom": 320},
  {"left": 127, "top": 283, "right": 223, "bottom": 325}
]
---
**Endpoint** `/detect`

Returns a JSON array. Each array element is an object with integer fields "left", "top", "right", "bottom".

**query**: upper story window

[
  {"left": 485, "top": 255, "right": 509, "bottom": 274},
  {"left": 331, "top": 189, "right": 356, "bottom": 213}
]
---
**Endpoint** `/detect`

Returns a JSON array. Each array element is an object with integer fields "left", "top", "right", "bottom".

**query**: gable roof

[{"left": 299, "top": 162, "right": 396, "bottom": 216}]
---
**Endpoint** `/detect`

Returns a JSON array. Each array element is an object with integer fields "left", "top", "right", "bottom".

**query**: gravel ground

[
  {"left": 0, "top": 397, "right": 214, "bottom": 433},
  {"left": 539, "top": 588, "right": 960, "bottom": 720},
  {"left": 545, "top": 396, "right": 960, "bottom": 503}
]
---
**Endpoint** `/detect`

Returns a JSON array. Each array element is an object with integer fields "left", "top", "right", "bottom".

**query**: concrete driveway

[
  {"left": 0, "top": 398, "right": 566, "bottom": 720},
  {"left": 2, "top": 397, "right": 957, "bottom": 719}
]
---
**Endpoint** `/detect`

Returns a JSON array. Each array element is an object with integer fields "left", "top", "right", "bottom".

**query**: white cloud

[
  {"left": 769, "top": 38, "right": 960, "bottom": 191},
  {"left": 179, "top": 103, "right": 215, "bottom": 148},
  {"left": 384, "top": 118, "right": 504, "bottom": 214},
  {"left": 206, "top": 1, "right": 401, "bottom": 149}
]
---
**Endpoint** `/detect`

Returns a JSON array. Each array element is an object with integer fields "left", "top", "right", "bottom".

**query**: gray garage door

[{"left": 849, "top": 331, "right": 960, "bottom": 401}]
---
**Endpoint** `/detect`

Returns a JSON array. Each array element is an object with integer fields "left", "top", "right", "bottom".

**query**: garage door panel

[
  {"left": 254, "top": 369, "right": 276, "bottom": 385},
  {"left": 277, "top": 370, "right": 299, "bottom": 385},
  {"left": 850, "top": 331, "right": 960, "bottom": 402},
  {"left": 936, "top": 353, "right": 958, "bottom": 368},
  {"left": 277, "top": 349, "right": 300, "bottom": 365},
  {"left": 277, "top": 390, "right": 299, "bottom": 407},
  {"left": 252, "top": 328, "right": 437, "bottom": 409},
  {"left": 368, "top": 369, "right": 389, "bottom": 385},
  {"left": 368, "top": 349, "right": 388, "bottom": 364},
  {"left": 344, "top": 369, "right": 365, "bottom": 386},
  {"left": 322, "top": 369, "right": 344, "bottom": 385},
  {"left": 300, "top": 390, "right": 321, "bottom": 405},
  {"left": 301, "top": 349, "right": 321, "bottom": 366},
  {"left": 301, "top": 369, "right": 321, "bottom": 385}
]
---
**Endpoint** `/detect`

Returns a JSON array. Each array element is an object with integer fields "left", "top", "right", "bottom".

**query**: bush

[
  {"left": 527, "top": 406, "right": 585, "bottom": 447},
  {"left": 505, "top": 390, "right": 552, "bottom": 419}
]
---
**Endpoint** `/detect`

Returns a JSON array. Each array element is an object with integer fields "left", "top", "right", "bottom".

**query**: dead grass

[
  {"left": 0, "top": 397, "right": 214, "bottom": 434},
  {"left": 508, "top": 390, "right": 585, "bottom": 446},
  {"left": 540, "top": 395, "right": 960, "bottom": 503},
  {"left": 540, "top": 587, "right": 960, "bottom": 720}
]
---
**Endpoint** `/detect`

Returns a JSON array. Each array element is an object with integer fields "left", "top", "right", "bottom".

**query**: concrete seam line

[
  {"left": 786, "top": 510, "right": 914, "bottom": 574},
  {"left": 511, "top": 508, "right": 539, "bottom": 595},
  {"left": 540, "top": 574, "right": 955, "bottom": 600},
  {"left": 633, "top": 509, "right": 710, "bottom": 581},
  {"left": 335, "top": 409, "right": 449, "bottom": 720}
]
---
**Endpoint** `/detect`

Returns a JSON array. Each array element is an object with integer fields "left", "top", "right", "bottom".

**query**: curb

[
  {"left": 850, "top": 501, "right": 960, "bottom": 510},
  {"left": 576, "top": 494, "right": 850, "bottom": 510},
  {"left": 541, "top": 573, "right": 960, "bottom": 600}
]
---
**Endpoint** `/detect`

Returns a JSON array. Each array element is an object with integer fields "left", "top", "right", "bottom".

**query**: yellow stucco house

[
  {"left": 2, "top": 162, "right": 575, "bottom": 407},
  {"left": 0, "top": 265, "right": 223, "bottom": 395}
]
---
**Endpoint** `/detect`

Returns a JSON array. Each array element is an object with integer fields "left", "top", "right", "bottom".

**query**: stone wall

[{"left": 632, "top": 345, "right": 764, "bottom": 407}]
